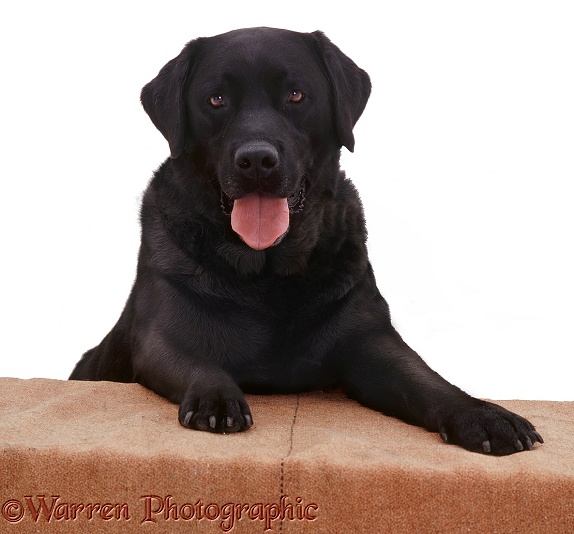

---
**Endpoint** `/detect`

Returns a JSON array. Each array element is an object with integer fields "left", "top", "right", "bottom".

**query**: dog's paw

[
  {"left": 178, "top": 385, "right": 253, "bottom": 434},
  {"left": 439, "top": 400, "right": 543, "bottom": 455}
]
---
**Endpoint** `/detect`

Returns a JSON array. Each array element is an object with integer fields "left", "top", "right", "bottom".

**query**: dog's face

[{"left": 141, "top": 28, "right": 371, "bottom": 250}]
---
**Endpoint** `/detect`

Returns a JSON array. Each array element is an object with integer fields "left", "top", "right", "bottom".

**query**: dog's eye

[
  {"left": 288, "top": 90, "right": 305, "bottom": 104},
  {"left": 209, "top": 95, "right": 226, "bottom": 108}
]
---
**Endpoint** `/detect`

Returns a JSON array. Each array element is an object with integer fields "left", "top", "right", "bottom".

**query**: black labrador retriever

[{"left": 70, "top": 27, "right": 543, "bottom": 455}]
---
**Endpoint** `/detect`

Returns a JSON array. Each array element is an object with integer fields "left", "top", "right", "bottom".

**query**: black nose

[{"left": 234, "top": 142, "right": 279, "bottom": 179}]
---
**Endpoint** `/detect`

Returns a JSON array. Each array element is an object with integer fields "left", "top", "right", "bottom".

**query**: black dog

[{"left": 70, "top": 27, "right": 542, "bottom": 455}]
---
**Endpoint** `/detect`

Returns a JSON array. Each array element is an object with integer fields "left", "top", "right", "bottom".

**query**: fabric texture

[{"left": 1, "top": 378, "right": 572, "bottom": 533}]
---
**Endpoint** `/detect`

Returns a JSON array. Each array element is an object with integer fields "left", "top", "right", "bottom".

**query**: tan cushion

[{"left": 1, "top": 378, "right": 571, "bottom": 532}]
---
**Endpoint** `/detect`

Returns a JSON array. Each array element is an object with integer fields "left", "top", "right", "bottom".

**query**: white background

[{"left": 1, "top": 1, "right": 572, "bottom": 400}]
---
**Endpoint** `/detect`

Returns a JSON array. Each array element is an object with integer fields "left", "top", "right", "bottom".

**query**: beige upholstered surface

[{"left": 1, "top": 378, "right": 572, "bottom": 533}]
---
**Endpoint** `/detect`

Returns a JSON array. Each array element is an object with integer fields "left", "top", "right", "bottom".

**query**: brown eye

[
  {"left": 288, "top": 90, "right": 305, "bottom": 103},
  {"left": 209, "top": 94, "right": 226, "bottom": 108}
]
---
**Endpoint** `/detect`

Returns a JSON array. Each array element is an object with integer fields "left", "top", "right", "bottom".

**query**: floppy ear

[
  {"left": 312, "top": 32, "right": 371, "bottom": 152},
  {"left": 140, "top": 39, "right": 203, "bottom": 159}
]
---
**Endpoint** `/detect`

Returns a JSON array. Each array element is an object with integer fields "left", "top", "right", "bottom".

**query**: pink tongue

[{"left": 231, "top": 193, "right": 289, "bottom": 250}]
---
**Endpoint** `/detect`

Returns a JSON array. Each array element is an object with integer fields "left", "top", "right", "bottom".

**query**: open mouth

[
  {"left": 220, "top": 179, "right": 306, "bottom": 250},
  {"left": 220, "top": 178, "right": 306, "bottom": 216}
]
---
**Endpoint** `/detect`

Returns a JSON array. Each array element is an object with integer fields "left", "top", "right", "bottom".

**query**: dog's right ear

[{"left": 140, "top": 39, "right": 203, "bottom": 159}]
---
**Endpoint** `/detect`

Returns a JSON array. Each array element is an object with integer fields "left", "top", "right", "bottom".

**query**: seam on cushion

[{"left": 279, "top": 393, "right": 301, "bottom": 534}]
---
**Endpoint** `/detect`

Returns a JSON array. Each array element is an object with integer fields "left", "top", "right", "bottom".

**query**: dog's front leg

[
  {"left": 338, "top": 329, "right": 542, "bottom": 455},
  {"left": 134, "top": 338, "right": 253, "bottom": 434}
]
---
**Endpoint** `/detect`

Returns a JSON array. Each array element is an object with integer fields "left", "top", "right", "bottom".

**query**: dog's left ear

[
  {"left": 312, "top": 32, "right": 371, "bottom": 152},
  {"left": 140, "top": 39, "right": 203, "bottom": 159}
]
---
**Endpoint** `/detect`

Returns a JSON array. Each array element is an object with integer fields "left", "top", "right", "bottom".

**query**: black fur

[{"left": 70, "top": 27, "right": 542, "bottom": 454}]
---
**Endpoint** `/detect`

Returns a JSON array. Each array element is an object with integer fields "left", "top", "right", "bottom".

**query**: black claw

[
  {"left": 533, "top": 431, "right": 544, "bottom": 444},
  {"left": 482, "top": 440, "right": 491, "bottom": 453},
  {"left": 525, "top": 436, "right": 533, "bottom": 450},
  {"left": 245, "top": 414, "right": 253, "bottom": 427},
  {"left": 209, "top": 415, "right": 217, "bottom": 429},
  {"left": 183, "top": 411, "right": 194, "bottom": 428},
  {"left": 514, "top": 439, "right": 524, "bottom": 452},
  {"left": 439, "top": 428, "right": 448, "bottom": 443},
  {"left": 226, "top": 417, "right": 234, "bottom": 428}
]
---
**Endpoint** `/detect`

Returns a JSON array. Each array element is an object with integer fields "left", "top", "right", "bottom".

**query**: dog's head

[{"left": 141, "top": 27, "right": 370, "bottom": 250}]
